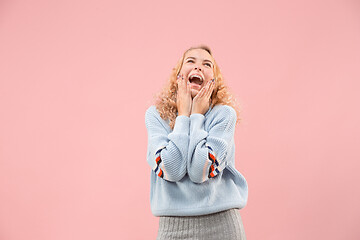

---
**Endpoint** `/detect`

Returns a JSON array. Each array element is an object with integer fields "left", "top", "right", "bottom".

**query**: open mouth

[{"left": 189, "top": 74, "right": 203, "bottom": 86}]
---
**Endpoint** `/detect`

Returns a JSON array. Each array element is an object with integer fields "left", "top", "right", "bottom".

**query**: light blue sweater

[{"left": 145, "top": 104, "right": 248, "bottom": 216}]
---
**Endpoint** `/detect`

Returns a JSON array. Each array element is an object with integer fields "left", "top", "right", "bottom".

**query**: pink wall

[{"left": 1, "top": 0, "right": 359, "bottom": 239}]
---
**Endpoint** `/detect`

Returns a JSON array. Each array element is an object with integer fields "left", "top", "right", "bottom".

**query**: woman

[{"left": 145, "top": 45, "right": 248, "bottom": 239}]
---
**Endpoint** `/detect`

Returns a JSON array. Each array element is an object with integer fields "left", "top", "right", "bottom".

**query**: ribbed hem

[
  {"left": 152, "top": 201, "right": 246, "bottom": 217},
  {"left": 157, "top": 209, "right": 246, "bottom": 240}
]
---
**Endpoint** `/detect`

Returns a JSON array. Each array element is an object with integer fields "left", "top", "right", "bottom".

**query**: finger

[
  {"left": 181, "top": 75, "right": 187, "bottom": 88},
  {"left": 177, "top": 74, "right": 185, "bottom": 89},
  {"left": 206, "top": 81, "right": 215, "bottom": 98},
  {"left": 176, "top": 74, "right": 182, "bottom": 84},
  {"left": 201, "top": 82, "right": 211, "bottom": 97},
  {"left": 201, "top": 87, "right": 208, "bottom": 98},
  {"left": 204, "top": 81, "right": 212, "bottom": 92},
  {"left": 197, "top": 86, "right": 206, "bottom": 98},
  {"left": 193, "top": 88, "right": 202, "bottom": 100},
  {"left": 207, "top": 79, "right": 214, "bottom": 92},
  {"left": 176, "top": 75, "right": 181, "bottom": 86}
]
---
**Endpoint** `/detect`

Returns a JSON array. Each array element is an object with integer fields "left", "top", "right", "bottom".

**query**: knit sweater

[{"left": 145, "top": 104, "right": 248, "bottom": 216}]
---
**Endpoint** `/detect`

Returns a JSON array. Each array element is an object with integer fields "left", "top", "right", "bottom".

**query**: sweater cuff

[
  {"left": 173, "top": 115, "right": 190, "bottom": 133},
  {"left": 190, "top": 113, "right": 205, "bottom": 131}
]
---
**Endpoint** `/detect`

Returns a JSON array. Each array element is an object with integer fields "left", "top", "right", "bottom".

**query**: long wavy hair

[{"left": 154, "top": 45, "right": 241, "bottom": 129}]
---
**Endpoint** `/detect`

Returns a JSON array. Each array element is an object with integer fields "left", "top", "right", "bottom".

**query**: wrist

[
  {"left": 191, "top": 107, "right": 205, "bottom": 115},
  {"left": 191, "top": 111, "right": 203, "bottom": 115},
  {"left": 178, "top": 110, "right": 190, "bottom": 117}
]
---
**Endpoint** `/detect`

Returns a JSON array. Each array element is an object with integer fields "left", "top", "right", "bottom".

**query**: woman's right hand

[{"left": 176, "top": 74, "right": 192, "bottom": 117}]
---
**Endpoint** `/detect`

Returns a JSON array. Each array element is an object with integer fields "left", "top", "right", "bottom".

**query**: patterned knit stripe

[
  {"left": 209, "top": 168, "right": 220, "bottom": 178},
  {"left": 207, "top": 145, "right": 219, "bottom": 166},
  {"left": 156, "top": 156, "right": 162, "bottom": 165},
  {"left": 153, "top": 147, "right": 166, "bottom": 179},
  {"left": 209, "top": 153, "right": 219, "bottom": 166},
  {"left": 153, "top": 163, "right": 165, "bottom": 179},
  {"left": 209, "top": 163, "right": 226, "bottom": 178},
  {"left": 207, "top": 145, "right": 221, "bottom": 178},
  {"left": 158, "top": 168, "right": 164, "bottom": 178}
]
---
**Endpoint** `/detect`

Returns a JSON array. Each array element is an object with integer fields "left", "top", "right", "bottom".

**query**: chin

[{"left": 190, "top": 89, "right": 198, "bottom": 98}]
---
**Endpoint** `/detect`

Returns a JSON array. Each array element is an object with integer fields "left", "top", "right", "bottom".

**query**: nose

[{"left": 194, "top": 66, "right": 202, "bottom": 71}]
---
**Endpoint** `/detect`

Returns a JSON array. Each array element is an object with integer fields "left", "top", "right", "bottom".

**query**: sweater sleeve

[
  {"left": 187, "top": 105, "right": 236, "bottom": 183},
  {"left": 145, "top": 106, "right": 189, "bottom": 182}
]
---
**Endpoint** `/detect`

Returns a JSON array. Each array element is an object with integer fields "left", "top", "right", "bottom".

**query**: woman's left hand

[{"left": 191, "top": 79, "right": 215, "bottom": 115}]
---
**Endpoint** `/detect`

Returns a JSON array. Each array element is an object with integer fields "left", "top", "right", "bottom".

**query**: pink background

[{"left": 1, "top": 0, "right": 359, "bottom": 239}]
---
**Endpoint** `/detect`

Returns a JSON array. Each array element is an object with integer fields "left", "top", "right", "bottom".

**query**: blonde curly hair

[{"left": 154, "top": 45, "right": 241, "bottom": 129}]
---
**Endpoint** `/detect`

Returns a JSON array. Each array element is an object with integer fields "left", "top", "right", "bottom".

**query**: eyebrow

[{"left": 185, "top": 56, "right": 213, "bottom": 65}]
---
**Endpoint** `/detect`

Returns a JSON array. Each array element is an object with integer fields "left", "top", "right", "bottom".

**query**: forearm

[
  {"left": 187, "top": 106, "right": 236, "bottom": 183},
  {"left": 146, "top": 108, "right": 190, "bottom": 182}
]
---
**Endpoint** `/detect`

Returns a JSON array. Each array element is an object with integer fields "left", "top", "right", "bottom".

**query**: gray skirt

[{"left": 157, "top": 209, "right": 246, "bottom": 240}]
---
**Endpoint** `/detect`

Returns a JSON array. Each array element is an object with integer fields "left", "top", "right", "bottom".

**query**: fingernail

[{"left": 211, "top": 78, "right": 215, "bottom": 82}]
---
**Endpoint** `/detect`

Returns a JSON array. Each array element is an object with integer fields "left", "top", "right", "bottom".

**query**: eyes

[{"left": 186, "top": 59, "right": 212, "bottom": 68}]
